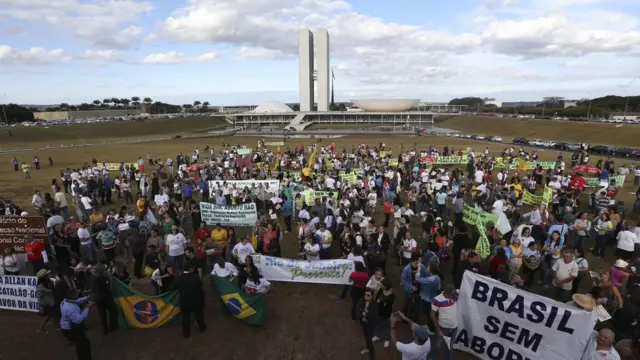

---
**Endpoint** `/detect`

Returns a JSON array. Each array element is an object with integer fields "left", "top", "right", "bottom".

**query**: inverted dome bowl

[{"left": 351, "top": 99, "right": 420, "bottom": 112}]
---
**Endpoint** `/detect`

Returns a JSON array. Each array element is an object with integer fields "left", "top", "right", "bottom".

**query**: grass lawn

[
  {"left": 0, "top": 116, "right": 229, "bottom": 148},
  {"left": 438, "top": 115, "right": 640, "bottom": 147},
  {"left": 1, "top": 133, "right": 637, "bottom": 360}
]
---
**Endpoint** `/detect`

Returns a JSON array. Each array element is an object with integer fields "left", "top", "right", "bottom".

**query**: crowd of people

[{"left": 2, "top": 138, "right": 640, "bottom": 360}]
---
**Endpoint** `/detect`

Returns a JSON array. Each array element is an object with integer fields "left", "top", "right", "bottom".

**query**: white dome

[
  {"left": 351, "top": 99, "right": 420, "bottom": 112},
  {"left": 252, "top": 101, "right": 294, "bottom": 113}
]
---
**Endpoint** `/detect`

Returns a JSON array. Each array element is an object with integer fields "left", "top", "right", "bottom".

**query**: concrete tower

[
  {"left": 298, "top": 29, "right": 314, "bottom": 112},
  {"left": 316, "top": 29, "right": 330, "bottom": 111}
]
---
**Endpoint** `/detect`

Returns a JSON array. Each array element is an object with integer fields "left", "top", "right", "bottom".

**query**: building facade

[
  {"left": 298, "top": 29, "right": 314, "bottom": 112},
  {"left": 316, "top": 29, "right": 330, "bottom": 112}
]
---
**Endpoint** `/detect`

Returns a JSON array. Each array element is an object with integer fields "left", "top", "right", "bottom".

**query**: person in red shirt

[
  {"left": 193, "top": 222, "right": 209, "bottom": 242},
  {"left": 261, "top": 223, "right": 278, "bottom": 255},
  {"left": 383, "top": 202, "right": 392, "bottom": 227},
  {"left": 24, "top": 234, "right": 48, "bottom": 274},
  {"left": 569, "top": 174, "right": 587, "bottom": 193},
  {"left": 349, "top": 262, "right": 369, "bottom": 321}
]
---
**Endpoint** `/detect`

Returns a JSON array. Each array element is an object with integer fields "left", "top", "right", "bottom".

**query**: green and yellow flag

[
  {"left": 113, "top": 278, "right": 181, "bottom": 329},
  {"left": 213, "top": 276, "right": 265, "bottom": 326}
]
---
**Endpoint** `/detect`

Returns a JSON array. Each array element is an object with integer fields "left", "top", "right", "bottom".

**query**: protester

[
  {"left": 392, "top": 311, "right": 432, "bottom": 359},
  {"left": 356, "top": 287, "right": 378, "bottom": 358},
  {"left": 428, "top": 284, "right": 458, "bottom": 360},
  {"left": 60, "top": 288, "right": 93, "bottom": 360},
  {"left": 35, "top": 269, "right": 56, "bottom": 334},
  {"left": 90, "top": 264, "right": 119, "bottom": 335},
  {"left": 175, "top": 260, "right": 206, "bottom": 338}
]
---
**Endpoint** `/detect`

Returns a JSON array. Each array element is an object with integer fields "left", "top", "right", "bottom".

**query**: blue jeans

[
  {"left": 60, "top": 206, "right": 69, "bottom": 221},
  {"left": 594, "top": 234, "right": 607, "bottom": 258},
  {"left": 428, "top": 327, "right": 457, "bottom": 360},
  {"left": 81, "top": 242, "right": 95, "bottom": 263},
  {"left": 375, "top": 316, "right": 391, "bottom": 341}
]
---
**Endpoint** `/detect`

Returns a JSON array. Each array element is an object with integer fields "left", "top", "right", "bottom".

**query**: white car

[
  {"left": 540, "top": 140, "right": 556, "bottom": 147},
  {"left": 529, "top": 139, "right": 544, "bottom": 146},
  {"left": 490, "top": 136, "right": 503, "bottom": 142}
]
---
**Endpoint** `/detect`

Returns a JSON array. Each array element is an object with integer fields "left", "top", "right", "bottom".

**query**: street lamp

[
  {"left": 0, "top": 94, "right": 7, "bottom": 125},
  {"left": 586, "top": 92, "right": 592, "bottom": 121}
]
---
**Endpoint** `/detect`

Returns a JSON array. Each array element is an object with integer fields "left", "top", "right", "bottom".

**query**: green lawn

[
  {"left": 438, "top": 115, "right": 640, "bottom": 147},
  {"left": 0, "top": 116, "right": 229, "bottom": 147}
]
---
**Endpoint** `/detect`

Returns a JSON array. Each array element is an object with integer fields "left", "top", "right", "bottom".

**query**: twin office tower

[{"left": 299, "top": 28, "right": 330, "bottom": 112}]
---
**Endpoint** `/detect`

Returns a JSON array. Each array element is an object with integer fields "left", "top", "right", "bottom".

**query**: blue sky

[{"left": 1, "top": 0, "right": 640, "bottom": 105}]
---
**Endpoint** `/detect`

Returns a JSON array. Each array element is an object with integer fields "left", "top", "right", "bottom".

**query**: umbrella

[{"left": 573, "top": 165, "right": 601, "bottom": 175}]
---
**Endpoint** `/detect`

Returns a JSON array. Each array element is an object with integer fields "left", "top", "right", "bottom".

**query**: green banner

[
  {"left": 113, "top": 278, "right": 181, "bottom": 329},
  {"left": 585, "top": 175, "right": 625, "bottom": 187},
  {"left": 237, "top": 148, "right": 253, "bottom": 155},
  {"left": 213, "top": 276, "right": 265, "bottom": 326},
  {"left": 521, "top": 185, "right": 553, "bottom": 207},
  {"left": 462, "top": 205, "right": 498, "bottom": 226},
  {"left": 434, "top": 156, "right": 467, "bottom": 165},
  {"left": 264, "top": 141, "right": 284, "bottom": 146},
  {"left": 389, "top": 159, "right": 399, "bottom": 167},
  {"left": 475, "top": 218, "right": 491, "bottom": 260},
  {"left": 339, "top": 172, "right": 357, "bottom": 185},
  {"left": 304, "top": 190, "right": 338, "bottom": 205}
]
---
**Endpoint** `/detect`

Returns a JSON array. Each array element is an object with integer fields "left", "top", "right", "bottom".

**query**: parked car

[
  {"left": 566, "top": 143, "right": 581, "bottom": 151},
  {"left": 553, "top": 142, "right": 568, "bottom": 150},
  {"left": 590, "top": 145, "right": 614, "bottom": 154},
  {"left": 611, "top": 147, "right": 639, "bottom": 158},
  {"left": 529, "top": 139, "right": 544, "bottom": 146},
  {"left": 513, "top": 137, "right": 528, "bottom": 145},
  {"left": 489, "top": 136, "right": 503, "bottom": 142},
  {"left": 539, "top": 140, "right": 556, "bottom": 148}
]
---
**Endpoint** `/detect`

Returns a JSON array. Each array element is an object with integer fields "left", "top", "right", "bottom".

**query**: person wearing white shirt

[
  {"left": 580, "top": 329, "right": 621, "bottom": 360},
  {"left": 1, "top": 247, "right": 21, "bottom": 275},
  {"left": 166, "top": 225, "right": 187, "bottom": 270},
  {"left": 474, "top": 169, "right": 484, "bottom": 184},
  {"left": 245, "top": 275, "right": 271, "bottom": 294},
  {"left": 211, "top": 258, "right": 238, "bottom": 279},
  {"left": 325, "top": 177, "right": 336, "bottom": 189},
  {"left": 303, "top": 237, "right": 321, "bottom": 261},
  {"left": 616, "top": 226, "right": 640, "bottom": 260},
  {"left": 401, "top": 233, "right": 417, "bottom": 265},
  {"left": 232, "top": 237, "right": 256, "bottom": 265},
  {"left": 298, "top": 208, "right": 310, "bottom": 221},
  {"left": 32, "top": 190, "right": 43, "bottom": 214}
]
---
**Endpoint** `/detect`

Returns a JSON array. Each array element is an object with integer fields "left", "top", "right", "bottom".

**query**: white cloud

[
  {"left": 560, "top": 61, "right": 586, "bottom": 68},
  {"left": 157, "top": 0, "right": 640, "bottom": 91},
  {"left": 141, "top": 51, "right": 218, "bottom": 64},
  {"left": 80, "top": 50, "right": 122, "bottom": 66},
  {"left": 0, "top": 45, "right": 69, "bottom": 66},
  {"left": 0, "top": 0, "right": 153, "bottom": 49},
  {"left": 236, "top": 47, "right": 292, "bottom": 60}
]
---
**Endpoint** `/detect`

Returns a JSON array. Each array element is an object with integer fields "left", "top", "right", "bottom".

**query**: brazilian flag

[
  {"left": 113, "top": 278, "right": 181, "bottom": 329},
  {"left": 213, "top": 276, "right": 265, "bottom": 326}
]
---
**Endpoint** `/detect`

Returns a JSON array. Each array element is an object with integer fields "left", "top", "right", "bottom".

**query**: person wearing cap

[
  {"left": 428, "top": 284, "right": 458, "bottom": 360},
  {"left": 392, "top": 311, "right": 431, "bottom": 359},
  {"left": 36, "top": 268, "right": 56, "bottom": 334},
  {"left": 166, "top": 225, "right": 187, "bottom": 271},
  {"left": 568, "top": 293, "right": 596, "bottom": 311}
]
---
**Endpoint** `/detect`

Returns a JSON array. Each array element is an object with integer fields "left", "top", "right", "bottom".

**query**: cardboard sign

[{"left": 0, "top": 216, "right": 48, "bottom": 252}]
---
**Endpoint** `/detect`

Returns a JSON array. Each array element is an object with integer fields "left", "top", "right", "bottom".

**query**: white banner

[
  {"left": 0, "top": 275, "right": 40, "bottom": 312},
  {"left": 208, "top": 179, "right": 280, "bottom": 197},
  {"left": 453, "top": 272, "right": 597, "bottom": 360},
  {"left": 252, "top": 255, "right": 355, "bottom": 285},
  {"left": 199, "top": 202, "right": 258, "bottom": 227}
]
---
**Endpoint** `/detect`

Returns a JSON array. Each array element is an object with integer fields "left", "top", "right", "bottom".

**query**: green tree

[
  {"left": 120, "top": 98, "right": 131, "bottom": 108},
  {"left": 92, "top": 99, "right": 101, "bottom": 108},
  {"left": 131, "top": 96, "right": 141, "bottom": 108},
  {"left": 193, "top": 100, "right": 201, "bottom": 108},
  {"left": 448, "top": 97, "right": 484, "bottom": 107},
  {"left": 143, "top": 97, "right": 152, "bottom": 105},
  {"left": 111, "top": 97, "right": 121, "bottom": 107},
  {"left": 103, "top": 98, "right": 112, "bottom": 107},
  {"left": 1, "top": 104, "right": 35, "bottom": 124},
  {"left": 149, "top": 101, "right": 181, "bottom": 114}
]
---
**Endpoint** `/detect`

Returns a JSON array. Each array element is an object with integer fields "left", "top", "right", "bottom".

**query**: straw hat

[
  {"left": 615, "top": 259, "right": 629, "bottom": 268},
  {"left": 572, "top": 294, "right": 596, "bottom": 311},
  {"left": 36, "top": 268, "right": 50, "bottom": 279}
]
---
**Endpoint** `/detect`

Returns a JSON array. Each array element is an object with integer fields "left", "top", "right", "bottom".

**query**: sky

[{"left": 2, "top": 0, "right": 640, "bottom": 106}]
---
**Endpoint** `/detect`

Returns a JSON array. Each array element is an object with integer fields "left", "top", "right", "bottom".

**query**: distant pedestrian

[
  {"left": 22, "top": 162, "right": 31, "bottom": 179},
  {"left": 49, "top": 157, "right": 54, "bottom": 167},
  {"left": 175, "top": 260, "right": 206, "bottom": 338},
  {"left": 34, "top": 156, "right": 40, "bottom": 170},
  {"left": 12, "top": 156, "right": 18, "bottom": 171}
]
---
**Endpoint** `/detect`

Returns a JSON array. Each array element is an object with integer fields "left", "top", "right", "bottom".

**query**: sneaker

[
  {"left": 384, "top": 341, "right": 390, "bottom": 348},
  {"left": 372, "top": 336, "right": 380, "bottom": 342},
  {"left": 360, "top": 349, "right": 370, "bottom": 355}
]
